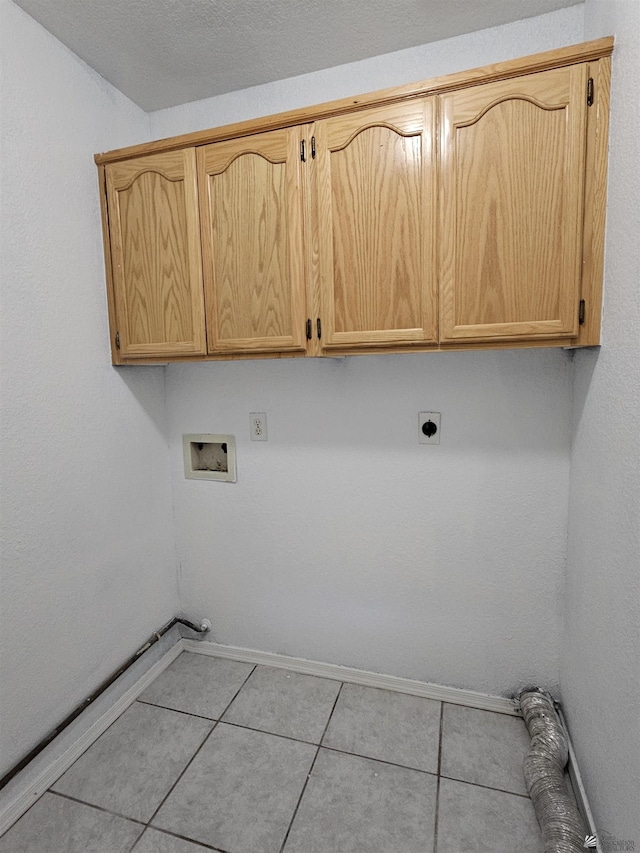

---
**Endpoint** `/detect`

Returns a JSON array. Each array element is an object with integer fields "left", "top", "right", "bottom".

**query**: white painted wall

[
  {"left": 5, "top": 3, "right": 636, "bottom": 839},
  {"left": 150, "top": 5, "right": 584, "bottom": 137},
  {"left": 168, "top": 352, "right": 572, "bottom": 695},
  {"left": 562, "top": 0, "right": 640, "bottom": 842},
  {"left": 161, "top": 7, "right": 584, "bottom": 697},
  {"left": 0, "top": 0, "right": 176, "bottom": 778}
]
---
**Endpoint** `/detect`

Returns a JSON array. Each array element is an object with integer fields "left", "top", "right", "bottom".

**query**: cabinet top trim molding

[{"left": 95, "top": 37, "right": 613, "bottom": 166}]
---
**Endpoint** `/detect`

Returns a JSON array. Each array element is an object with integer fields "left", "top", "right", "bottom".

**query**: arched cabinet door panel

[
  {"left": 315, "top": 100, "right": 438, "bottom": 351},
  {"left": 439, "top": 64, "right": 588, "bottom": 343},
  {"left": 105, "top": 149, "right": 206, "bottom": 358},
  {"left": 198, "top": 128, "right": 307, "bottom": 355}
]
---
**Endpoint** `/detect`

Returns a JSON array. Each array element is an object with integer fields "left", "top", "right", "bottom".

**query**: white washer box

[{"left": 183, "top": 434, "right": 236, "bottom": 482}]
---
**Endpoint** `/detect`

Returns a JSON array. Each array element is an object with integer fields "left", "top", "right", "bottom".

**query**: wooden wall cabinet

[
  {"left": 103, "top": 149, "right": 206, "bottom": 359},
  {"left": 96, "top": 38, "right": 612, "bottom": 364},
  {"left": 198, "top": 127, "right": 308, "bottom": 356},
  {"left": 315, "top": 100, "right": 437, "bottom": 352},
  {"left": 440, "top": 65, "right": 588, "bottom": 344}
]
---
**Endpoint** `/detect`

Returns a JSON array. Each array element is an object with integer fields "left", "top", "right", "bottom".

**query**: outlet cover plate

[
  {"left": 250, "top": 412, "right": 268, "bottom": 441},
  {"left": 418, "top": 412, "right": 441, "bottom": 445}
]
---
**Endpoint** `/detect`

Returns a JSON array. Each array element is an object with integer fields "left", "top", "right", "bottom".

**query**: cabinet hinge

[
  {"left": 311, "top": 136, "right": 316, "bottom": 159},
  {"left": 316, "top": 318, "right": 322, "bottom": 340},
  {"left": 300, "top": 140, "right": 306, "bottom": 162},
  {"left": 305, "top": 318, "right": 312, "bottom": 340},
  {"left": 578, "top": 299, "right": 586, "bottom": 325},
  {"left": 587, "top": 77, "right": 594, "bottom": 106},
  {"left": 115, "top": 331, "right": 121, "bottom": 349}
]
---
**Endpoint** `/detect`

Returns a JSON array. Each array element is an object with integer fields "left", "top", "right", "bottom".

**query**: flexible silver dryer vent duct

[{"left": 518, "top": 689, "right": 586, "bottom": 853}]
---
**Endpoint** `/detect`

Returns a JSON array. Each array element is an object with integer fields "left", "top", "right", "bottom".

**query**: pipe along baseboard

[{"left": 0, "top": 617, "right": 211, "bottom": 792}]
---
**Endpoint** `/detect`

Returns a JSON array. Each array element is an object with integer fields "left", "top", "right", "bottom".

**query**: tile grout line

[
  {"left": 191, "top": 713, "right": 441, "bottom": 777},
  {"left": 318, "top": 683, "right": 344, "bottom": 747},
  {"left": 45, "top": 665, "right": 444, "bottom": 847},
  {"left": 49, "top": 792, "right": 226, "bottom": 853},
  {"left": 136, "top": 698, "right": 443, "bottom": 779},
  {"left": 218, "top": 719, "right": 326, "bottom": 748},
  {"left": 127, "top": 660, "right": 270, "bottom": 853},
  {"left": 277, "top": 747, "right": 321, "bottom": 853},
  {"left": 433, "top": 701, "right": 445, "bottom": 853},
  {"left": 144, "top": 665, "right": 258, "bottom": 830},
  {"left": 126, "top": 825, "right": 145, "bottom": 853},
  {"left": 439, "top": 774, "right": 533, "bottom": 800},
  {"left": 43, "top": 672, "right": 250, "bottom": 833},
  {"left": 125, "top": 824, "right": 145, "bottom": 853},
  {"left": 129, "top": 823, "right": 230, "bottom": 853},
  {"left": 27, "top": 659, "right": 534, "bottom": 852},
  {"left": 49, "top": 790, "right": 147, "bottom": 827},
  {"left": 319, "top": 743, "right": 438, "bottom": 776},
  {"left": 135, "top": 697, "right": 223, "bottom": 722},
  {"left": 277, "top": 681, "right": 345, "bottom": 853}
]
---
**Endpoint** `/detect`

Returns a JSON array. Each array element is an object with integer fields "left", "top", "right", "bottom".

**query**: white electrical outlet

[
  {"left": 418, "top": 412, "right": 441, "bottom": 444},
  {"left": 250, "top": 412, "right": 268, "bottom": 441}
]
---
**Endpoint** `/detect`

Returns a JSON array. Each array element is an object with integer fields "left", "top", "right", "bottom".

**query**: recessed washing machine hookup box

[{"left": 183, "top": 434, "right": 236, "bottom": 482}]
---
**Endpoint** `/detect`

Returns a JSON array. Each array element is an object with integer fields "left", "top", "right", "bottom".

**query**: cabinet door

[
  {"left": 440, "top": 65, "right": 587, "bottom": 343},
  {"left": 105, "top": 150, "right": 206, "bottom": 358},
  {"left": 198, "top": 128, "right": 307, "bottom": 355},
  {"left": 315, "top": 100, "right": 437, "bottom": 350}
]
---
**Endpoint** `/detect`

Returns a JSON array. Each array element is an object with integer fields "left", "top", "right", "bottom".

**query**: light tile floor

[{"left": 0, "top": 652, "right": 545, "bottom": 853}]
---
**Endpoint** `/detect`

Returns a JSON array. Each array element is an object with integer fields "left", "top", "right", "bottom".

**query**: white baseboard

[
  {"left": 182, "top": 639, "right": 521, "bottom": 716},
  {"left": 0, "top": 640, "right": 182, "bottom": 837},
  {"left": 557, "top": 706, "right": 600, "bottom": 849},
  {"left": 2, "top": 635, "right": 598, "bottom": 847}
]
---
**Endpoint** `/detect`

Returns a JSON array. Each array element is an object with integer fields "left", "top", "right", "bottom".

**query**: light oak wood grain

[
  {"left": 95, "top": 38, "right": 613, "bottom": 165},
  {"left": 97, "top": 42, "right": 613, "bottom": 364},
  {"left": 98, "top": 165, "right": 122, "bottom": 364},
  {"left": 439, "top": 64, "right": 587, "bottom": 342},
  {"left": 198, "top": 127, "right": 307, "bottom": 354},
  {"left": 316, "top": 100, "right": 437, "bottom": 349},
  {"left": 303, "top": 124, "right": 323, "bottom": 357},
  {"left": 105, "top": 149, "right": 206, "bottom": 357},
  {"left": 576, "top": 56, "right": 610, "bottom": 347},
  {"left": 112, "top": 334, "right": 579, "bottom": 364}
]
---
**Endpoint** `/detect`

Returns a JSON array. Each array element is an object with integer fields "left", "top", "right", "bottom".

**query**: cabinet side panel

[
  {"left": 576, "top": 56, "right": 611, "bottom": 346},
  {"left": 97, "top": 165, "right": 122, "bottom": 364}
]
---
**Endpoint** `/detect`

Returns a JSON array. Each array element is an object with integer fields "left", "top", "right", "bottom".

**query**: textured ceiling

[{"left": 13, "top": 0, "right": 582, "bottom": 111}]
